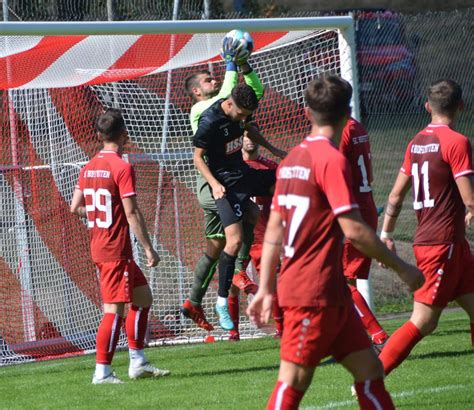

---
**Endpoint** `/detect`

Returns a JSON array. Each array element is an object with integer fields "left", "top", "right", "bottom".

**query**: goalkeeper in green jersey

[{"left": 181, "top": 44, "right": 284, "bottom": 335}]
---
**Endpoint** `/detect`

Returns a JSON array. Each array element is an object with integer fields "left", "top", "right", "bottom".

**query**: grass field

[{"left": 0, "top": 310, "right": 472, "bottom": 409}]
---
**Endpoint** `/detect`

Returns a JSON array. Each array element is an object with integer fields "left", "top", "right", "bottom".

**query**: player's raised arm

[{"left": 245, "top": 124, "right": 287, "bottom": 159}]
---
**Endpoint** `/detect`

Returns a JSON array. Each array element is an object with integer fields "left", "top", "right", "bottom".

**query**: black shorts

[{"left": 215, "top": 168, "right": 276, "bottom": 228}]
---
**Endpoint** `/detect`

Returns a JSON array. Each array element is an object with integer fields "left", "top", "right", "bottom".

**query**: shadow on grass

[
  {"left": 181, "top": 364, "right": 280, "bottom": 378},
  {"left": 430, "top": 328, "right": 469, "bottom": 337},
  {"left": 410, "top": 349, "right": 473, "bottom": 361},
  {"left": 180, "top": 354, "right": 338, "bottom": 379},
  {"left": 180, "top": 343, "right": 280, "bottom": 360}
]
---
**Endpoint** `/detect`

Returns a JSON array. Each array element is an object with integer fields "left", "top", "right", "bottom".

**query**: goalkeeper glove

[{"left": 221, "top": 37, "right": 250, "bottom": 69}]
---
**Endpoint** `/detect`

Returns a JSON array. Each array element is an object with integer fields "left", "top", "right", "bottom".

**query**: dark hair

[
  {"left": 304, "top": 75, "right": 352, "bottom": 126},
  {"left": 184, "top": 70, "right": 211, "bottom": 100},
  {"left": 231, "top": 83, "right": 259, "bottom": 111},
  {"left": 96, "top": 108, "right": 126, "bottom": 141},
  {"left": 427, "top": 79, "right": 462, "bottom": 116}
]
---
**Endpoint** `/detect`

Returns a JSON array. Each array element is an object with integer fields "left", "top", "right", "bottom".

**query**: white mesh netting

[{"left": 0, "top": 27, "right": 350, "bottom": 365}]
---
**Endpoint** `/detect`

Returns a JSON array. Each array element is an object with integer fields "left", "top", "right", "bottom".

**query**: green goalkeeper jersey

[
  {"left": 191, "top": 68, "right": 264, "bottom": 213},
  {"left": 189, "top": 69, "right": 264, "bottom": 134}
]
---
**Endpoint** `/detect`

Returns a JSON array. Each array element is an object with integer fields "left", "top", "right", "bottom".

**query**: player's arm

[
  {"left": 337, "top": 209, "right": 423, "bottom": 291},
  {"left": 456, "top": 175, "right": 474, "bottom": 226},
  {"left": 380, "top": 171, "right": 412, "bottom": 248},
  {"left": 193, "top": 147, "right": 225, "bottom": 199},
  {"left": 246, "top": 210, "right": 283, "bottom": 326},
  {"left": 70, "top": 188, "right": 86, "bottom": 218},
  {"left": 122, "top": 196, "right": 160, "bottom": 267},
  {"left": 216, "top": 69, "right": 238, "bottom": 100},
  {"left": 245, "top": 124, "right": 286, "bottom": 159},
  {"left": 241, "top": 63, "right": 264, "bottom": 100}
]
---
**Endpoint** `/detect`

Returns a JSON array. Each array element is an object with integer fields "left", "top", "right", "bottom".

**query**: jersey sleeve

[
  {"left": 243, "top": 70, "right": 264, "bottom": 100},
  {"left": 400, "top": 142, "right": 413, "bottom": 176},
  {"left": 445, "top": 136, "right": 474, "bottom": 179},
  {"left": 117, "top": 164, "right": 136, "bottom": 198},
  {"left": 193, "top": 114, "right": 214, "bottom": 149},
  {"left": 319, "top": 154, "right": 359, "bottom": 216},
  {"left": 217, "top": 70, "right": 239, "bottom": 100}
]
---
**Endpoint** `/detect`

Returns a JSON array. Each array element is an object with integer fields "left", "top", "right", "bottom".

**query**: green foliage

[{"left": 0, "top": 310, "right": 472, "bottom": 409}]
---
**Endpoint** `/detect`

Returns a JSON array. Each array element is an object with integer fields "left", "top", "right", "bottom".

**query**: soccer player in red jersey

[
  {"left": 70, "top": 108, "right": 170, "bottom": 384},
  {"left": 247, "top": 75, "right": 424, "bottom": 409},
  {"left": 340, "top": 118, "right": 388, "bottom": 349},
  {"left": 243, "top": 134, "right": 283, "bottom": 337},
  {"left": 379, "top": 79, "right": 474, "bottom": 375},
  {"left": 227, "top": 134, "right": 284, "bottom": 340}
]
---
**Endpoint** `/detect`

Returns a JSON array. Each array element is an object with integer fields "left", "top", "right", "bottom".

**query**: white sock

[
  {"left": 217, "top": 296, "right": 228, "bottom": 307},
  {"left": 95, "top": 363, "right": 111, "bottom": 379},
  {"left": 129, "top": 348, "right": 146, "bottom": 367}
]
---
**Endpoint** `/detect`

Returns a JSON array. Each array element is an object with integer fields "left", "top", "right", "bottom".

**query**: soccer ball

[{"left": 222, "top": 29, "right": 254, "bottom": 63}]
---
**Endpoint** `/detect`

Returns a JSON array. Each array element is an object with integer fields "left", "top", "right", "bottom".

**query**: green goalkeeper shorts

[{"left": 197, "top": 175, "right": 225, "bottom": 239}]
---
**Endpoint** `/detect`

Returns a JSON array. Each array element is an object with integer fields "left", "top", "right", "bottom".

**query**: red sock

[
  {"left": 379, "top": 320, "right": 423, "bottom": 375},
  {"left": 96, "top": 313, "right": 123, "bottom": 364},
  {"left": 228, "top": 296, "right": 240, "bottom": 333},
  {"left": 272, "top": 293, "right": 284, "bottom": 334},
  {"left": 349, "top": 285, "right": 387, "bottom": 343},
  {"left": 125, "top": 305, "right": 150, "bottom": 350},
  {"left": 354, "top": 378, "right": 394, "bottom": 409},
  {"left": 267, "top": 381, "right": 304, "bottom": 410},
  {"left": 470, "top": 322, "right": 474, "bottom": 348}
]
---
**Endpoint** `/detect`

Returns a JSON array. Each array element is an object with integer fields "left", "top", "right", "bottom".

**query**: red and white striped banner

[{"left": 0, "top": 31, "right": 314, "bottom": 89}]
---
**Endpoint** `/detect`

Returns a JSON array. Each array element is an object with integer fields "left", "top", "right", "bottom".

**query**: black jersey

[{"left": 193, "top": 99, "right": 251, "bottom": 186}]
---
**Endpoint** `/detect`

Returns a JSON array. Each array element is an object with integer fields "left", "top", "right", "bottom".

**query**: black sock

[{"left": 218, "top": 251, "right": 237, "bottom": 298}]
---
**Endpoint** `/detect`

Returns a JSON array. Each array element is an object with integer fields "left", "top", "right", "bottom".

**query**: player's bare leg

[
  {"left": 267, "top": 360, "right": 312, "bottom": 409},
  {"left": 379, "top": 301, "right": 442, "bottom": 375},
  {"left": 341, "top": 348, "right": 394, "bottom": 409},
  {"left": 455, "top": 292, "right": 474, "bottom": 347},
  {"left": 127, "top": 285, "right": 170, "bottom": 379}
]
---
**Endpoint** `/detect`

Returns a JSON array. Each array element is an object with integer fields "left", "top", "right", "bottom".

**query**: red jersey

[
  {"left": 244, "top": 155, "right": 278, "bottom": 244},
  {"left": 272, "top": 136, "right": 358, "bottom": 307},
  {"left": 401, "top": 124, "right": 473, "bottom": 244},
  {"left": 77, "top": 150, "right": 136, "bottom": 263},
  {"left": 339, "top": 117, "right": 377, "bottom": 213}
]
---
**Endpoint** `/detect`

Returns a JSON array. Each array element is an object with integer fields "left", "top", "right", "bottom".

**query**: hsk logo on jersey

[{"left": 225, "top": 135, "right": 244, "bottom": 155}]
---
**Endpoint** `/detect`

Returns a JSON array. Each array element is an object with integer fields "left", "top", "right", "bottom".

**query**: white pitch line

[{"left": 301, "top": 383, "right": 474, "bottom": 409}]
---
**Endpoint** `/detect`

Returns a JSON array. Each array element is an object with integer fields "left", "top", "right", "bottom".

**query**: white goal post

[{"left": 0, "top": 16, "right": 369, "bottom": 365}]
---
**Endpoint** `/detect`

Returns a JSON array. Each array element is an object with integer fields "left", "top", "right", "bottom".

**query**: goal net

[{"left": 0, "top": 18, "right": 357, "bottom": 365}]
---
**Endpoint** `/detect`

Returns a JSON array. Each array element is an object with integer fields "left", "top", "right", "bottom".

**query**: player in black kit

[{"left": 193, "top": 83, "right": 284, "bottom": 330}]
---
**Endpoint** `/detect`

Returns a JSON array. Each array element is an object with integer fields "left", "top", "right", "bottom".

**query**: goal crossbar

[{"left": 0, "top": 17, "right": 354, "bottom": 35}]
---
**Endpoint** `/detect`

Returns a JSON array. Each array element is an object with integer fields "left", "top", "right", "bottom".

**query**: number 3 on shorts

[{"left": 233, "top": 203, "right": 243, "bottom": 217}]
